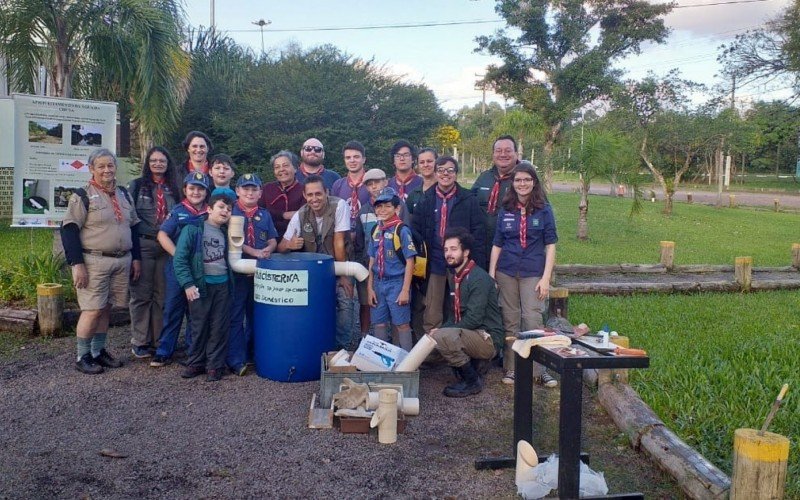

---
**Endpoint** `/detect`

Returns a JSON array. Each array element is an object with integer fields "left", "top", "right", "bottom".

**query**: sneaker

[
  {"left": 131, "top": 345, "right": 153, "bottom": 359},
  {"left": 149, "top": 355, "right": 170, "bottom": 368},
  {"left": 75, "top": 353, "right": 104, "bottom": 375},
  {"left": 539, "top": 372, "right": 558, "bottom": 388},
  {"left": 206, "top": 369, "right": 222, "bottom": 382},
  {"left": 181, "top": 365, "right": 205, "bottom": 379},
  {"left": 235, "top": 365, "right": 248, "bottom": 377},
  {"left": 93, "top": 349, "right": 123, "bottom": 368},
  {"left": 502, "top": 370, "right": 515, "bottom": 385}
]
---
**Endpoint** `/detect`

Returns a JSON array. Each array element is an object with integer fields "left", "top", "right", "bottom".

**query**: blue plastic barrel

[{"left": 253, "top": 253, "right": 336, "bottom": 382}]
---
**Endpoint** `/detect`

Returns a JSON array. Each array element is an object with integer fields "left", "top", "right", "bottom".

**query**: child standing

[
  {"left": 151, "top": 172, "right": 210, "bottom": 367},
  {"left": 367, "top": 187, "right": 417, "bottom": 351},
  {"left": 174, "top": 188, "right": 235, "bottom": 382},
  {"left": 229, "top": 173, "right": 277, "bottom": 376},
  {"left": 209, "top": 154, "right": 235, "bottom": 190}
]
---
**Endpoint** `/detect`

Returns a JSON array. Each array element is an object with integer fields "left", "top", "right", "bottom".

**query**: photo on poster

[
  {"left": 28, "top": 120, "right": 62, "bottom": 144},
  {"left": 54, "top": 185, "right": 82, "bottom": 209},
  {"left": 22, "top": 178, "right": 50, "bottom": 214},
  {"left": 71, "top": 124, "right": 103, "bottom": 146}
]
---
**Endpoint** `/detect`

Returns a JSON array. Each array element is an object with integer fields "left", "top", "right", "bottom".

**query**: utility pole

[
  {"left": 475, "top": 73, "right": 486, "bottom": 115},
  {"left": 252, "top": 19, "right": 271, "bottom": 55},
  {"left": 730, "top": 74, "right": 736, "bottom": 111},
  {"left": 210, "top": 0, "right": 215, "bottom": 32}
]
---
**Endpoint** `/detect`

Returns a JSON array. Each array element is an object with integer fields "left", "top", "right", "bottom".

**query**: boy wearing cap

[
  {"left": 228, "top": 173, "right": 277, "bottom": 376},
  {"left": 151, "top": 172, "right": 210, "bottom": 367},
  {"left": 367, "top": 187, "right": 417, "bottom": 351}
]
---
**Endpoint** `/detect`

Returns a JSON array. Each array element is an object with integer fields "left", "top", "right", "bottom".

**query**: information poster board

[
  {"left": 0, "top": 98, "right": 13, "bottom": 168},
  {"left": 11, "top": 94, "right": 117, "bottom": 227}
]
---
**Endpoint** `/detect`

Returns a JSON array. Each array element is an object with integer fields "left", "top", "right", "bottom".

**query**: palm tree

[{"left": 0, "top": 0, "right": 189, "bottom": 151}]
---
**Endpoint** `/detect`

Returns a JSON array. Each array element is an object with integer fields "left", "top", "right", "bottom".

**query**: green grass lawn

[
  {"left": 549, "top": 192, "right": 799, "bottom": 266},
  {"left": 0, "top": 224, "right": 54, "bottom": 265},
  {"left": 572, "top": 291, "right": 800, "bottom": 497}
]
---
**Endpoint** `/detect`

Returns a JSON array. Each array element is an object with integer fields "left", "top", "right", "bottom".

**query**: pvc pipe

[
  {"left": 370, "top": 389, "right": 398, "bottom": 444},
  {"left": 515, "top": 440, "right": 539, "bottom": 485},
  {"left": 227, "top": 215, "right": 369, "bottom": 280},
  {"left": 394, "top": 334, "right": 437, "bottom": 372},
  {"left": 366, "top": 391, "right": 419, "bottom": 416}
]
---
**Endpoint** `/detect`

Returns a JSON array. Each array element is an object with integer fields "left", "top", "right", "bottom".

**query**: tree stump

[
  {"left": 687, "top": 192, "right": 693, "bottom": 204},
  {"left": 792, "top": 243, "right": 800, "bottom": 269},
  {"left": 37, "top": 283, "right": 64, "bottom": 336},
  {"left": 729, "top": 194, "right": 737, "bottom": 208},
  {"left": 660, "top": 241, "right": 675, "bottom": 270},
  {"left": 548, "top": 287, "right": 569, "bottom": 320},
  {"left": 774, "top": 199, "right": 780, "bottom": 212},
  {"left": 730, "top": 428, "right": 789, "bottom": 500},
  {"left": 735, "top": 257, "right": 753, "bottom": 292}
]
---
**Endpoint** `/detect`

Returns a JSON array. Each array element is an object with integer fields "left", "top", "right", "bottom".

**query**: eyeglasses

[
  {"left": 394, "top": 153, "right": 412, "bottom": 159},
  {"left": 303, "top": 146, "right": 323, "bottom": 153},
  {"left": 513, "top": 178, "right": 534, "bottom": 184},
  {"left": 436, "top": 168, "right": 457, "bottom": 175}
]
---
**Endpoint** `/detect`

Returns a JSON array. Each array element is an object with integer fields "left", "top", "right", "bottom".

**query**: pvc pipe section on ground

[
  {"left": 516, "top": 440, "right": 539, "bottom": 485},
  {"left": 227, "top": 215, "right": 369, "bottom": 280},
  {"left": 370, "top": 389, "right": 398, "bottom": 444},
  {"left": 395, "top": 334, "right": 437, "bottom": 372},
  {"left": 366, "top": 391, "right": 420, "bottom": 416}
]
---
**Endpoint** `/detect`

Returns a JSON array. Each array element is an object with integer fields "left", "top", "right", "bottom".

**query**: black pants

[{"left": 187, "top": 282, "right": 230, "bottom": 371}]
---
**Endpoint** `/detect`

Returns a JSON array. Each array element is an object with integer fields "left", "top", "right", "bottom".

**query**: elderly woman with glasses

[
  {"left": 61, "top": 148, "right": 142, "bottom": 374},
  {"left": 127, "top": 146, "right": 181, "bottom": 358},
  {"left": 488, "top": 161, "right": 559, "bottom": 388}
]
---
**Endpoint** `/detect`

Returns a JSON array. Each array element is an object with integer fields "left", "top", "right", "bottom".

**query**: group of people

[{"left": 60, "top": 132, "right": 558, "bottom": 398}]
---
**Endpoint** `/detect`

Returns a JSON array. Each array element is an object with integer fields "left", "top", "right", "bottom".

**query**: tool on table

[{"left": 758, "top": 383, "right": 789, "bottom": 436}]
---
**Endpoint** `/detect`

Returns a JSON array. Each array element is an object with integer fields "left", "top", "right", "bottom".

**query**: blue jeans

[
  {"left": 335, "top": 279, "right": 358, "bottom": 349},
  {"left": 227, "top": 273, "right": 254, "bottom": 370},
  {"left": 155, "top": 258, "right": 193, "bottom": 358}
]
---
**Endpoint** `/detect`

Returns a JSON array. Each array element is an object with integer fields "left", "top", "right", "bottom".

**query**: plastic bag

[{"left": 517, "top": 455, "right": 609, "bottom": 499}]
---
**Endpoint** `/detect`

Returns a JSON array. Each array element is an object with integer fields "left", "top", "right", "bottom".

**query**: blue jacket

[{"left": 493, "top": 204, "right": 558, "bottom": 277}]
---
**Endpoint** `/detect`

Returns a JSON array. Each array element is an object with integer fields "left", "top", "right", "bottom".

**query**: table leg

[
  {"left": 559, "top": 367, "right": 583, "bottom": 498},
  {"left": 513, "top": 351, "right": 533, "bottom": 454}
]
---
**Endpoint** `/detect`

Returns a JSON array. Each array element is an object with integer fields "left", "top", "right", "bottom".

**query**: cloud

[{"left": 658, "top": 0, "right": 791, "bottom": 38}]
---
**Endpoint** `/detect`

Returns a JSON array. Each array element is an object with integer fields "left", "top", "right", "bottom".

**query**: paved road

[{"left": 551, "top": 182, "right": 800, "bottom": 209}]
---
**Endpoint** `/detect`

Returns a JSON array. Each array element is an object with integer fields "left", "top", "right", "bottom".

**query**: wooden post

[
  {"left": 729, "top": 194, "right": 736, "bottom": 208},
  {"left": 659, "top": 241, "right": 675, "bottom": 270},
  {"left": 686, "top": 192, "right": 693, "bottom": 204},
  {"left": 735, "top": 257, "right": 753, "bottom": 292},
  {"left": 730, "top": 428, "right": 789, "bottom": 500},
  {"left": 774, "top": 199, "right": 780, "bottom": 212},
  {"left": 792, "top": 243, "right": 800, "bottom": 269},
  {"left": 36, "top": 283, "right": 64, "bottom": 337},
  {"left": 548, "top": 287, "right": 569, "bottom": 321}
]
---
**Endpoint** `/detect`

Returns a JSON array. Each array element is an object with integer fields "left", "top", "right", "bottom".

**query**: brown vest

[{"left": 298, "top": 197, "right": 342, "bottom": 256}]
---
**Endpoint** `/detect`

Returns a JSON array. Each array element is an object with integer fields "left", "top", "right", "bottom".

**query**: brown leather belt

[{"left": 84, "top": 250, "right": 130, "bottom": 258}]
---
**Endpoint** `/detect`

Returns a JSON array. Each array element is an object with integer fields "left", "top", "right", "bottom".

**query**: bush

[{"left": 0, "top": 252, "right": 74, "bottom": 307}]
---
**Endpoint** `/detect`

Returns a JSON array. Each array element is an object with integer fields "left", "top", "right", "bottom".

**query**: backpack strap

[{"left": 73, "top": 187, "right": 90, "bottom": 211}]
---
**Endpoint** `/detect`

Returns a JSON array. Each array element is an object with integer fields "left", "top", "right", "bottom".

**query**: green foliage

[
  {"left": 550, "top": 192, "right": 798, "bottom": 265},
  {"left": 0, "top": 252, "right": 73, "bottom": 307},
  {"left": 571, "top": 291, "right": 800, "bottom": 497}
]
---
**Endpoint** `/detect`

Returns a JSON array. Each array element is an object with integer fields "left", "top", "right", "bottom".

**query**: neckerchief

[
  {"left": 347, "top": 172, "right": 364, "bottom": 220},
  {"left": 394, "top": 171, "right": 418, "bottom": 199},
  {"left": 89, "top": 180, "right": 122, "bottom": 222},
  {"left": 436, "top": 185, "right": 456, "bottom": 241},
  {"left": 181, "top": 199, "right": 206, "bottom": 216},
  {"left": 487, "top": 171, "right": 512, "bottom": 214},
  {"left": 376, "top": 215, "right": 402, "bottom": 279},
  {"left": 517, "top": 203, "right": 528, "bottom": 249},
  {"left": 273, "top": 180, "right": 298, "bottom": 211},
  {"left": 453, "top": 259, "right": 476, "bottom": 323},
  {"left": 188, "top": 160, "right": 209, "bottom": 175},
  {"left": 237, "top": 200, "right": 259, "bottom": 246},
  {"left": 300, "top": 164, "right": 324, "bottom": 178},
  {"left": 153, "top": 176, "right": 167, "bottom": 224}
]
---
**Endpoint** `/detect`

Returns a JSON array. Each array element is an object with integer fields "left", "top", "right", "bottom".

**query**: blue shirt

[
  {"left": 295, "top": 168, "right": 341, "bottom": 191},
  {"left": 330, "top": 177, "right": 371, "bottom": 229},
  {"left": 232, "top": 204, "right": 278, "bottom": 255},
  {"left": 368, "top": 223, "right": 417, "bottom": 279},
  {"left": 493, "top": 204, "right": 558, "bottom": 277},
  {"left": 159, "top": 203, "right": 207, "bottom": 243}
]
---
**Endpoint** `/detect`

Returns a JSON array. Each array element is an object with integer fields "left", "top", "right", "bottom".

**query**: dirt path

[{"left": 0, "top": 330, "right": 684, "bottom": 499}]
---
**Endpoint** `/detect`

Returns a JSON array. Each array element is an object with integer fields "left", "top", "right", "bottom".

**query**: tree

[
  {"left": 429, "top": 124, "right": 461, "bottom": 155},
  {"left": 744, "top": 101, "right": 800, "bottom": 177},
  {"left": 475, "top": 0, "right": 672, "bottom": 190},
  {"left": 492, "top": 108, "right": 546, "bottom": 162},
  {"left": 454, "top": 102, "right": 506, "bottom": 174},
  {"left": 0, "top": 0, "right": 189, "bottom": 150}
]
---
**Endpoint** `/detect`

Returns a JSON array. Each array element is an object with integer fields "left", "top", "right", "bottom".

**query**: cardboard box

[
  {"left": 351, "top": 335, "right": 408, "bottom": 372},
  {"left": 338, "top": 413, "right": 407, "bottom": 434},
  {"left": 323, "top": 351, "right": 357, "bottom": 373}
]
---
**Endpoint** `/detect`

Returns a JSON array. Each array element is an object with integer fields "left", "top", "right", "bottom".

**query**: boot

[{"left": 443, "top": 362, "right": 483, "bottom": 398}]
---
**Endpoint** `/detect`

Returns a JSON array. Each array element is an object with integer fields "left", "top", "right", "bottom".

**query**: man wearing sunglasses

[{"left": 295, "top": 138, "right": 340, "bottom": 191}]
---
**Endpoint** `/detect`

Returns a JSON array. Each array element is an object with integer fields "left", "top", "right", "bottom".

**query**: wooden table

[{"left": 476, "top": 338, "right": 649, "bottom": 499}]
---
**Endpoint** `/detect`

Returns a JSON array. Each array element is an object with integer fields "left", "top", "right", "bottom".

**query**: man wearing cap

[
  {"left": 228, "top": 173, "right": 278, "bottom": 375},
  {"left": 471, "top": 135, "right": 519, "bottom": 260},
  {"left": 295, "top": 138, "right": 340, "bottom": 191},
  {"left": 353, "top": 168, "right": 411, "bottom": 345},
  {"left": 278, "top": 174, "right": 355, "bottom": 349}
]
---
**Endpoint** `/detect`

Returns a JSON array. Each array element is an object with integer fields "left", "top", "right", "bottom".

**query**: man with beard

[
  {"left": 295, "top": 138, "right": 340, "bottom": 191},
  {"left": 429, "top": 227, "right": 503, "bottom": 398},
  {"left": 471, "top": 135, "right": 519, "bottom": 260}
]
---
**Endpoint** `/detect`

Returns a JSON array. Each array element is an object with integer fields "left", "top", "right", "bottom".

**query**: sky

[{"left": 182, "top": 0, "right": 792, "bottom": 113}]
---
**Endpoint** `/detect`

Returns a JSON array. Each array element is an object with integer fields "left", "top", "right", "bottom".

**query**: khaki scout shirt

[{"left": 62, "top": 184, "right": 140, "bottom": 253}]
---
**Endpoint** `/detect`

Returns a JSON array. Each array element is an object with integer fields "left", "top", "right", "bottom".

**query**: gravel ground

[{"left": 0, "top": 329, "right": 682, "bottom": 499}]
